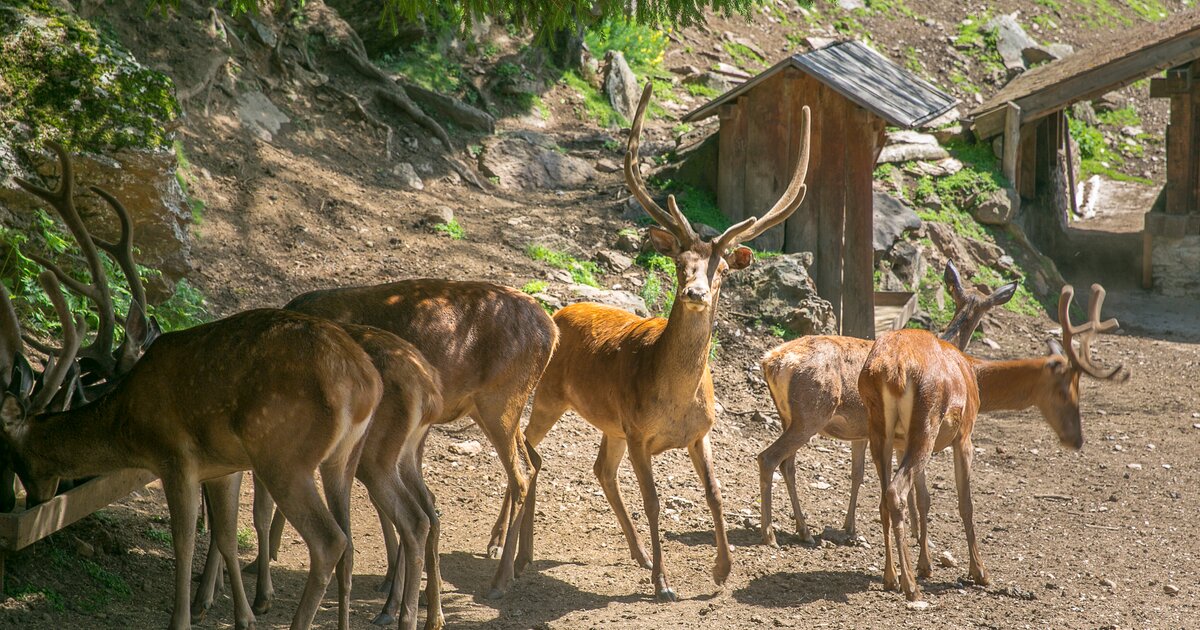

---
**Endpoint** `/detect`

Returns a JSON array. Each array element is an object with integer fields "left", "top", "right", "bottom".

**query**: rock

[
  {"left": 1021, "top": 45, "right": 1058, "bottom": 67},
  {"left": 684, "top": 71, "right": 737, "bottom": 95},
  {"left": 448, "top": 440, "right": 483, "bottom": 456},
  {"left": 621, "top": 196, "right": 649, "bottom": 221},
  {"left": 567, "top": 284, "right": 649, "bottom": 316},
  {"left": 931, "top": 124, "right": 969, "bottom": 144},
  {"left": 873, "top": 191, "right": 923, "bottom": 257},
  {"left": 615, "top": 229, "right": 643, "bottom": 253},
  {"left": 1165, "top": 584, "right": 1180, "bottom": 596},
  {"left": 877, "top": 143, "right": 950, "bottom": 164},
  {"left": 1093, "top": 91, "right": 1128, "bottom": 113},
  {"left": 920, "top": 108, "right": 962, "bottom": 132},
  {"left": 1127, "top": 463, "right": 1142, "bottom": 470},
  {"left": 805, "top": 36, "right": 836, "bottom": 50},
  {"left": 1100, "top": 578, "right": 1116, "bottom": 588},
  {"left": 728, "top": 252, "right": 837, "bottom": 335},
  {"left": 392, "top": 162, "right": 424, "bottom": 190},
  {"left": 837, "top": 0, "right": 864, "bottom": 8},
  {"left": 1048, "top": 43, "right": 1075, "bottom": 59},
  {"left": 235, "top": 91, "right": 291, "bottom": 142},
  {"left": 651, "top": 132, "right": 718, "bottom": 194},
  {"left": 419, "top": 205, "right": 455, "bottom": 226},
  {"left": 479, "top": 132, "right": 596, "bottom": 190},
  {"left": 926, "top": 222, "right": 979, "bottom": 277},
  {"left": 967, "top": 187, "right": 1018, "bottom": 225},
  {"left": 1071, "top": 101, "right": 1099, "bottom": 127},
  {"left": 595, "top": 158, "right": 621, "bottom": 173},
  {"left": 243, "top": 14, "right": 277, "bottom": 47},
  {"left": 938, "top": 550, "right": 958, "bottom": 568},
  {"left": 72, "top": 535, "right": 96, "bottom": 558},
  {"left": 712, "top": 62, "right": 752, "bottom": 80},
  {"left": 887, "top": 130, "right": 941, "bottom": 146},
  {"left": 597, "top": 249, "right": 634, "bottom": 272},
  {"left": 889, "top": 240, "right": 927, "bottom": 291},
  {"left": 810, "top": 481, "right": 832, "bottom": 490},
  {"left": 906, "top": 600, "right": 931, "bottom": 611},
  {"left": 693, "top": 223, "right": 721, "bottom": 240},
  {"left": 604, "top": 51, "right": 641, "bottom": 121},
  {"left": 985, "top": 13, "right": 1037, "bottom": 76},
  {"left": 670, "top": 64, "right": 701, "bottom": 76}
]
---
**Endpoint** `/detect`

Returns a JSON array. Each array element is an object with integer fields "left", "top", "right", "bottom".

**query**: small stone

[
  {"left": 393, "top": 162, "right": 424, "bottom": 190},
  {"left": 615, "top": 229, "right": 642, "bottom": 253},
  {"left": 1165, "top": 584, "right": 1180, "bottom": 596},
  {"left": 419, "top": 206, "right": 455, "bottom": 226},
  {"left": 1127, "top": 463, "right": 1143, "bottom": 470},
  {"left": 448, "top": 440, "right": 483, "bottom": 456},
  {"left": 597, "top": 250, "right": 634, "bottom": 272},
  {"left": 595, "top": 158, "right": 621, "bottom": 173},
  {"left": 906, "top": 600, "right": 931, "bottom": 611},
  {"left": 938, "top": 550, "right": 958, "bottom": 568},
  {"left": 1100, "top": 577, "right": 1116, "bottom": 588},
  {"left": 810, "top": 481, "right": 832, "bottom": 490}
]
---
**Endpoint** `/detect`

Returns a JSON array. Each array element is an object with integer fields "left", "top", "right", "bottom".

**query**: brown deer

[
  {"left": 194, "top": 324, "right": 444, "bottom": 630},
  {"left": 496, "top": 83, "right": 811, "bottom": 601},
  {"left": 1, "top": 145, "right": 384, "bottom": 630},
  {"left": 758, "top": 262, "right": 1016, "bottom": 546},
  {"left": 859, "top": 284, "right": 1128, "bottom": 601}
]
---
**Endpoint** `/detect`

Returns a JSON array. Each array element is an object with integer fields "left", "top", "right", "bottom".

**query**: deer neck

[
  {"left": 649, "top": 295, "right": 718, "bottom": 397},
  {"left": 21, "top": 397, "right": 128, "bottom": 480},
  {"left": 972, "top": 357, "right": 1049, "bottom": 413}
]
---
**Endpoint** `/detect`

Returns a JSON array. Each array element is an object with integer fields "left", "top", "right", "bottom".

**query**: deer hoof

[
  {"left": 252, "top": 597, "right": 271, "bottom": 615},
  {"left": 656, "top": 587, "right": 679, "bottom": 603},
  {"left": 423, "top": 614, "right": 446, "bottom": 630},
  {"left": 713, "top": 561, "right": 731, "bottom": 586},
  {"left": 484, "top": 586, "right": 507, "bottom": 600}
]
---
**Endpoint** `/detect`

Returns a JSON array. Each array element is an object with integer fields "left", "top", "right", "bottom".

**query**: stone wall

[{"left": 1151, "top": 234, "right": 1200, "bottom": 296}]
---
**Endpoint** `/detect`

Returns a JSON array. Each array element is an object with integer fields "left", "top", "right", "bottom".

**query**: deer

[
  {"left": 490, "top": 82, "right": 811, "bottom": 601},
  {"left": 859, "top": 283, "right": 1129, "bottom": 601},
  {"left": 1, "top": 143, "right": 385, "bottom": 630},
  {"left": 758, "top": 262, "right": 1017, "bottom": 546}
]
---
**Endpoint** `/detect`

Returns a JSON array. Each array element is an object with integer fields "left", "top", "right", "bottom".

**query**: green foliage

[
  {"left": 521, "top": 280, "right": 548, "bottom": 294},
  {"left": 636, "top": 251, "right": 677, "bottom": 316},
  {"left": 686, "top": 82, "right": 722, "bottom": 99},
  {"left": 0, "top": 3, "right": 178, "bottom": 151},
  {"left": 909, "top": 140, "right": 1005, "bottom": 241},
  {"left": 82, "top": 558, "right": 130, "bottom": 598},
  {"left": 144, "top": 527, "right": 172, "bottom": 546},
  {"left": 1072, "top": 0, "right": 1130, "bottom": 28},
  {"left": 526, "top": 245, "right": 602, "bottom": 287},
  {"left": 723, "top": 41, "right": 765, "bottom": 69},
  {"left": 237, "top": 527, "right": 255, "bottom": 551},
  {"left": 8, "top": 584, "right": 66, "bottom": 612},
  {"left": 1096, "top": 106, "right": 1142, "bottom": 128},
  {"left": 768, "top": 323, "right": 795, "bottom": 339},
  {"left": 379, "top": 42, "right": 464, "bottom": 94},
  {"left": 954, "top": 14, "right": 1005, "bottom": 76},
  {"left": 1068, "top": 112, "right": 1153, "bottom": 185},
  {"left": 971, "top": 265, "right": 1043, "bottom": 318},
  {"left": 561, "top": 71, "right": 627, "bottom": 128},
  {"left": 948, "top": 70, "right": 979, "bottom": 94},
  {"left": 902, "top": 46, "right": 924, "bottom": 75},
  {"left": 433, "top": 218, "right": 466, "bottom": 240},
  {"left": 916, "top": 264, "right": 955, "bottom": 330},
  {"left": 585, "top": 18, "right": 669, "bottom": 73},
  {"left": 173, "top": 141, "right": 205, "bottom": 225},
  {"left": 649, "top": 180, "right": 731, "bottom": 231},
  {"left": 708, "top": 332, "right": 721, "bottom": 360}
]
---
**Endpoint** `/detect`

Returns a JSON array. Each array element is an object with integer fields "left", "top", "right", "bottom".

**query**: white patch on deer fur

[{"left": 883, "top": 377, "right": 916, "bottom": 446}]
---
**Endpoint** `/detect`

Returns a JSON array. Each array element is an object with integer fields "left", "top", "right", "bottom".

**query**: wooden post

[
  {"left": 840, "top": 109, "right": 880, "bottom": 340},
  {"left": 784, "top": 76, "right": 820, "bottom": 257},
  {"left": 1002, "top": 102, "right": 1022, "bottom": 197},
  {"left": 814, "top": 89, "right": 847, "bottom": 332},
  {"left": 717, "top": 99, "right": 747, "bottom": 225}
]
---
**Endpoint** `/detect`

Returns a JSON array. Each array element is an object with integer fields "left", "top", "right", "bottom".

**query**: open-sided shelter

[
  {"left": 968, "top": 10, "right": 1200, "bottom": 294},
  {"left": 682, "top": 40, "right": 955, "bottom": 338}
]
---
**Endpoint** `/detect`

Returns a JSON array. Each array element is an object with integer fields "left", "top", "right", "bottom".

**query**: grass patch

[
  {"left": 526, "top": 245, "right": 602, "bottom": 288},
  {"left": 648, "top": 179, "right": 731, "bottom": 232},
  {"left": 561, "top": 71, "right": 627, "bottom": 128},
  {"left": 521, "top": 280, "right": 548, "bottom": 294},
  {"left": 1096, "top": 106, "right": 1142, "bottom": 128},
  {"left": 237, "top": 526, "right": 255, "bottom": 551},
  {"left": 144, "top": 527, "right": 172, "bottom": 545},
  {"left": 635, "top": 251, "right": 677, "bottom": 316},
  {"left": 971, "top": 265, "right": 1043, "bottom": 318},
  {"left": 378, "top": 42, "right": 463, "bottom": 94},
  {"left": 686, "top": 82, "right": 722, "bottom": 99},
  {"left": 433, "top": 218, "right": 466, "bottom": 240},
  {"left": 1068, "top": 112, "right": 1154, "bottom": 185},
  {"left": 8, "top": 584, "right": 66, "bottom": 611},
  {"left": 723, "top": 41, "right": 765, "bottom": 69},
  {"left": 708, "top": 332, "right": 721, "bottom": 360}
]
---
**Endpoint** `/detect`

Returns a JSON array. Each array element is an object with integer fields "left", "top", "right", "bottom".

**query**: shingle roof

[{"left": 681, "top": 40, "right": 957, "bottom": 129}]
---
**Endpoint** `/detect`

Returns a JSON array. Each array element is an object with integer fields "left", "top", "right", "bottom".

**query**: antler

[
  {"left": 14, "top": 141, "right": 119, "bottom": 380},
  {"left": 89, "top": 185, "right": 150, "bottom": 374},
  {"left": 625, "top": 83, "right": 698, "bottom": 247},
  {"left": 1058, "top": 284, "right": 1128, "bottom": 382},
  {"left": 28, "top": 272, "right": 87, "bottom": 412},
  {"left": 714, "top": 105, "right": 811, "bottom": 253},
  {"left": 0, "top": 283, "right": 22, "bottom": 391}
]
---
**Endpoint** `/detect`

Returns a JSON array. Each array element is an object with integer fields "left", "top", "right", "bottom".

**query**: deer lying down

[
  {"left": 758, "top": 262, "right": 1016, "bottom": 546},
  {"left": 860, "top": 284, "right": 1129, "bottom": 601}
]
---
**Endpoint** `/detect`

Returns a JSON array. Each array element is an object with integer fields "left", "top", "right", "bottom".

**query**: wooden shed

[
  {"left": 967, "top": 10, "right": 1200, "bottom": 293},
  {"left": 682, "top": 41, "right": 956, "bottom": 338}
]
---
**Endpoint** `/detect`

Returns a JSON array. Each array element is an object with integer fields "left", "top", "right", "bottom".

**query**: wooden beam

[
  {"left": 1019, "top": 122, "right": 1038, "bottom": 199},
  {"left": 717, "top": 99, "right": 748, "bottom": 224},
  {"left": 971, "top": 106, "right": 1009, "bottom": 140},
  {"left": 0, "top": 469, "right": 156, "bottom": 553},
  {"left": 841, "top": 108, "right": 879, "bottom": 340},
  {"left": 1002, "top": 102, "right": 1022, "bottom": 189},
  {"left": 814, "top": 89, "right": 847, "bottom": 332},
  {"left": 784, "top": 74, "right": 820, "bottom": 256}
]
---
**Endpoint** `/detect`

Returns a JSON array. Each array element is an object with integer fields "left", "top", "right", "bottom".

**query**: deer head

[
  {"left": 1037, "top": 284, "right": 1129, "bottom": 449},
  {"left": 940, "top": 261, "right": 1018, "bottom": 349},
  {"left": 625, "top": 84, "right": 810, "bottom": 312}
]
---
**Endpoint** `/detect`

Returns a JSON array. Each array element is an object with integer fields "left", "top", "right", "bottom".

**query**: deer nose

[{"left": 682, "top": 286, "right": 708, "bottom": 303}]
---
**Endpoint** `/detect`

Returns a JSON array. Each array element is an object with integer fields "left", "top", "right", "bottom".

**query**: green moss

[
  {"left": 648, "top": 179, "right": 731, "bottom": 232},
  {"left": 526, "top": 245, "right": 602, "bottom": 287},
  {"left": 635, "top": 251, "right": 677, "bottom": 316},
  {"left": 686, "top": 82, "right": 722, "bottom": 99},
  {"left": 521, "top": 280, "right": 548, "bottom": 294},
  {"left": 0, "top": 4, "right": 178, "bottom": 151},
  {"left": 723, "top": 41, "right": 765, "bottom": 69},
  {"left": 561, "top": 71, "right": 627, "bottom": 128},
  {"left": 1096, "top": 106, "right": 1142, "bottom": 128}
]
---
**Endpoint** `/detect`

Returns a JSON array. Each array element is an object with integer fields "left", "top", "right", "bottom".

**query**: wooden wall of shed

[{"left": 715, "top": 67, "right": 881, "bottom": 339}]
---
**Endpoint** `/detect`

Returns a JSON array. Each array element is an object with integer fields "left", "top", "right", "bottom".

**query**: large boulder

[
  {"left": 985, "top": 13, "right": 1038, "bottom": 78},
  {"left": 873, "top": 191, "right": 923, "bottom": 258},
  {"left": 604, "top": 51, "right": 641, "bottom": 122},
  {"left": 730, "top": 252, "right": 837, "bottom": 336},
  {"left": 967, "top": 187, "right": 1018, "bottom": 225},
  {"left": 877, "top": 131, "right": 950, "bottom": 164},
  {"left": 479, "top": 132, "right": 597, "bottom": 190},
  {"left": 567, "top": 284, "right": 649, "bottom": 317}
]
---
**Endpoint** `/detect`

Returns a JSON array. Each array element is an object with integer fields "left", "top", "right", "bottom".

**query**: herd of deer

[{"left": 0, "top": 83, "right": 1128, "bottom": 629}]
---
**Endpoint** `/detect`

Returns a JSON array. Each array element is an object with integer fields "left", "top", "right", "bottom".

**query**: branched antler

[
  {"left": 28, "top": 272, "right": 86, "bottom": 412},
  {"left": 625, "top": 83, "right": 698, "bottom": 248},
  {"left": 1058, "top": 284, "right": 1129, "bottom": 382},
  {"left": 89, "top": 186, "right": 150, "bottom": 374}
]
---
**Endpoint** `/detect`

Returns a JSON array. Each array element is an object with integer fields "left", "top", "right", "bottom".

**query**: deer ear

[
  {"left": 646, "top": 226, "right": 681, "bottom": 256},
  {"left": 726, "top": 246, "right": 754, "bottom": 270},
  {"left": 989, "top": 282, "right": 1019, "bottom": 307},
  {"left": 944, "top": 261, "right": 965, "bottom": 303},
  {"left": 1045, "top": 338, "right": 1065, "bottom": 356},
  {"left": 0, "top": 393, "right": 25, "bottom": 433},
  {"left": 143, "top": 316, "right": 162, "bottom": 350},
  {"left": 9, "top": 355, "right": 34, "bottom": 400}
]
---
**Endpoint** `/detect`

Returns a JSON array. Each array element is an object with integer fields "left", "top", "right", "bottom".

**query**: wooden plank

[
  {"left": 784, "top": 73, "right": 820, "bottom": 257},
  {"left": 1016, "top": 34, "right": 1200, "bottom": 124},
  {"left": 972, "top": 105, "right": 1009, "bottom": 141},
  {"left": 1002, "top": 102, "right": 1022, "bottom": 187},
  {"left": 1166, "top": 91, "right": 1192, "bottom": 214},
  {"left": 743, "top": 73, "right": 790, "bottom": 250},
  {"left": 1061, "top": 110, "right": 1079, "bottom": 218},
  {"left": 717, "top": 100, "right": 748, "bottom": 225},
  {"left": 1019, "top": 122, "right": 1038, "bottom": 200},
  {"left": 840, "top": 108, "right": 879, "bottom": 340},
  {"left": 815, "top": 88, "right": 848, "bottom": 332},
  {"left": 0, "top": 469, "right": 156, "bottom": 552}
]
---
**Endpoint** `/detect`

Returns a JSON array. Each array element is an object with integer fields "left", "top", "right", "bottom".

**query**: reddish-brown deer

[
  {"left": 758, "top": 262, "right": 1016, "bottom": 546},
  {"left": 0, "top": 144, "right": 384, "bottom": 630},
  {"left": 493, "top": 83, "right": 811, "bottom": 601},
  {"left": 859, "top": 284, "right": 1128, "bottom": 601}
]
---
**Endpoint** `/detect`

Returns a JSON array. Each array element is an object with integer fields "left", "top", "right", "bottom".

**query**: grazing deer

[
  {"left": 758, "top": 262, "right": 1016, "bottom": 546},
  {"left": 859, "top": 284, "right": 1128, "bottom": 601},
  {"left": 194, "top": 324, "right": 444, "bottom": 630},
  {"left": 497, "top": 83, "right": 810, "bottom": 601},
  {"left": 216, "top": 277, "right": 556, "bottom": 606},
  {"left": 1, "top": 144, "right": 384, "bottom": 630}
]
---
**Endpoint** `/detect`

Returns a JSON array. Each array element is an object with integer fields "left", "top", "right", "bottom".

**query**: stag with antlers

[
  {"left": 488, "top": 83, "right": 811, "bottom": 601},
  {"left": 758, "top": 262, "right": 1017, "bottom": 546},
  {"left": 859, "top": 283, "right": 1129, "bottom": 601},
  {"left": 0, "top": 143, "right": 386, "bottom": 630}
]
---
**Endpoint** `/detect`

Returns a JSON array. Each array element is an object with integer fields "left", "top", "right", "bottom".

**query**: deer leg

[
  {"left": 886, "top": 454, "right": 920, "bottom": 601},
  {"left": 162, "top": 468, "right": 201, "bottom": 630},
  {"left": 689, "top": 434, "right": 731, "bottom": 587},
  {"left": 259, "top": 470, "right": 346, "bottom": 630},
  {"left": 492, "top": 396, "right": 564, "bottom": 569},
  {"left": 364, "top": 467, "right": 426, "bottom": 630},
  {"left": 250, "top": 473, "right": 275, "bottom": 614},
  {"left": 205, "top": 473, "right": 256, "bottom": 630},
  {"left": 915, "top": 468, "right": 933, "bottom": 579},
  {"left": 907, "top": 486, "right": 920, "bottom": 540},
  {"left": 320, "top": 445, "right": 364, "bottom": 630},
  {"left": 953, "top": 436, "right": 989, "bottom": 586},
  {"left": 593, "top": 434, "right": 651, "bottom": 569},
  {"left": 626, "top": 439, "right": 674, "bottom": 602},
  {"left": 757, "top": 417, "right": 817, "bottom": 546},
  {"left": 406, "top": 449, "right": 445, "bottom": 630},
  {"left": 371, "top": 491, "right": 400, "bottom": 594},
  {"left": 868, "top": 428, "right": 897, "bottom": 592},
  {"left": 268, "top": 506, "right": 285, "bottom": 561},
  {"left": 844, "top": 439, "right": 867, "bottom": 538},
  {"left": 192, "top": 477, "right": 228, "bottom": 622},
  {"left": 515, "top": 439, "right": 542, "bottom": 576},
  {"left": 480, "top": 393, "right": 538, "bottom": 599}
]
